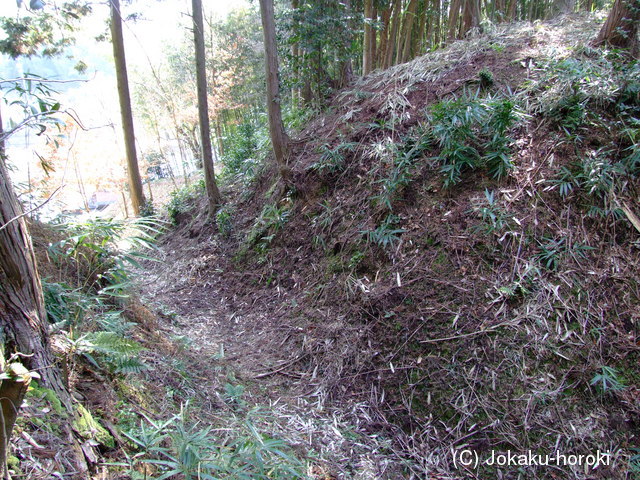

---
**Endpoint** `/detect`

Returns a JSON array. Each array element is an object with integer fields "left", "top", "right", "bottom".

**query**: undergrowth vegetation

[
  {"left": 83, "top": 15, "right": 640, "bottom": 480},
  {"left": 428, "top": 92, "right": 523, "bottom": 186},
  {"left": 118, "top": 407, "right": 305, "bottom": 480},
  {"left": 195, "top": 16, "right": 640, "bottom": 479},
  {"left": 42, "top": 216, "right": 163, "bottom": 374}
]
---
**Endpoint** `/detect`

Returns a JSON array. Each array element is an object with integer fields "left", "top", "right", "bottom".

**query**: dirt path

[{"left": 135, "top": 234, "right": 411, "bottom": 479}]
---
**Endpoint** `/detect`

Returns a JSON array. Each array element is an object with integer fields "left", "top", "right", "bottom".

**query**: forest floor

[
  {"left": 16, "top": 12, "right": 638, "bottom": 480},
  {"left": 127, "top": 13, "right": 640, "bottom": 480},
  {"left": 134, "top": 223, "right": 412, "bottom": 479}
]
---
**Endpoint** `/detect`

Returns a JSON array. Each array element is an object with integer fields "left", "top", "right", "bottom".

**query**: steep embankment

[{"left": 147, "top": 14, "right": 639, "bottom": 479}]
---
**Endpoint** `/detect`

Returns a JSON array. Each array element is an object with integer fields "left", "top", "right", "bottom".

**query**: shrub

[
  {"left": 167, "top": 179, "right": 206, "bottom": 224},
  {"left": 428, "top": 92, "right": 522, "bottom": 187}
]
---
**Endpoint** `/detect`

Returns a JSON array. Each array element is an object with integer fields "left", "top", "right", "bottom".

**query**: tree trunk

[
  {"left": 414, "top": 1, "right": 427, "bottom": 57},
  {"left": 507, "top": 0, "right": 518, "bottom": 20},
  {"left": 363, "top": 0, "right": 374, "bottom": 74},
  {"left": 291, "top": 0, "right": 301, "bottom": 105},
  {"left": 378, "top": 5, "right": 392, "bottom": 68},
  {"left": 110, "top": 0, "right": 145, "bottom": 216},
  {"left": 192, "top": 0, "right": 221, "bottom": 217},
  {"left": 384, "top": 0, "right": 402, "bottom": 68},
  {"left": 0, "top": 159, "right": 89, "bottom": 479},
  {"left": 448, "top": 0, "right": 462, "bottom": 41},
  {"left": 371, "top": 6, "right": 378, "bottom": 70},
  {"left": 0, "top": 99, "right": 72, "bottom": 479},
  {"left": 400, "top": 0, "right": 419, "bottom": 63},
  {"left": 0, "top": 362, "right": 32, "bottom": 479},
  {"left": 339, "top": 0, "right": 354, "bottom": 88},
  {"left": 0, "top": 104, "right": 5, "bottom": 160},
  {"left": 593, "top": 0, "right": 640, "bottom": 54},
  {"left": 259, "top": 0, "right": 291, "bottom": 180},
  {"left": 461, "top": 0, "right": 481, "bottom": 36},
  {"left": 215, "top": 117, "right": 225, "bottom": 157},
  {"left": 0, "top": 161, "right": 68, "bottom": 398},
  {"left": 433, "top": 0, "right": 442, "bottom": 47}
]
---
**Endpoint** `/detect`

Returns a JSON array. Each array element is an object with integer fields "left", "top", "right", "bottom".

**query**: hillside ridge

[{"left": 145, "top": 13, "right": 639, "bottom": 479}]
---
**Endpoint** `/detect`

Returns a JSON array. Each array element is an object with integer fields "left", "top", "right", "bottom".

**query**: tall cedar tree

[
  {"left": 192, "top": 0, "right": 221, "bottom": 215},
  {"left": 259, "top": 0, "right": 291, "bottom": 181},
  {"left": 593, "top": 0, "right": 640, "bottom": 54},
  {"left": 0, "top": 157, "right": 74, "bottom": 475},
  {"left": 110, "top": 0, "right": 146, "bottom": 215}
]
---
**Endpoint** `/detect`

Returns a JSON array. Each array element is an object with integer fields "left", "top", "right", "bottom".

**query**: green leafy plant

[
  {"left": 362, "top": 214, "right": 406, "bottom": 250},
  {"left": 222, "top": 382, "right": 246, "bottom": 407},
  {"left": 310, "top": 141, "right": 357, "bottom": 175},
  {"left": 428, "top": 93, "right": 521, "bottom": 187},
  {"left": 373, "top": 131, "right": 431, "bottom": 211},
  {"left": 629, "top": 447, "right": 640, "bottom": 476},
  {"left": 167, "top": 179, "right": 206, "bottom": 224},
  {"left": 551, "top": 165, "right": 579, "bottom": 198},
  {"left": 472, "top": 189, "right": 513, "bottom": 236},
  {"left": 121, "top": 408, "right": 306, "bottom": 480},
  {"left": 42, "top": 281, "right": 95, "bottom": 332},
  {"left": 348, "top": 250, "right": 366, "bottom": 270},
  {"left": 535, "top": 237, "right": 593, "bottom": 271},
  {"left": 246, "top": 202, "right": 292, "bottom": 250},
  {"left": 216, "top": 206, "right": 234, "bottom": 237},
  {"left": 478, "top": 68, "right": 494, "bottom": 88},
  {"left": 77, "top": 331, "right": 148, "bottom": 374},
  {"left": 590, "top": 365, "right": 625, "bottom": 395},
  {"left": 47, "top": 216, "right": 162, "bottom": 296}
]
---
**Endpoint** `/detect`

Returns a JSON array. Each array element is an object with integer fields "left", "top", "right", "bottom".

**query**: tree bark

[
  {"left": 401, "top": 0, "right": 419, "bottom": 63},
  {"left": 433, "top": 0, "right": 442, "bottom": 47},
  {"left": 384, "top": 0, "right": 402, "bottom": 68},
  {"left": 259, "top": 0, "right": 291, "bottom": 180},
  {"left": 192, "top": 0, "right": 221, "bottom": 217},
  {"left": 110, "top": 0, "right": 145, "bottom": 216},
  {"left": 363, "top": 0, "right": 374, "bottom": 74},
  {"left": 448, "top": 0, "right": 462, "bottom": 42},
  {"left": 339, "top": 0, "right": 354, "bottom": 88},
  {"left": 378, "top": 4, "right": 392, "bottom": 68},
  {"left": 593, "top": 0, "right": 640, "bottom": 54},
  {"left": 0, "top": 362, "right": 31, "bottom": 479},
  {"left": 0, "top": 161, "right": 88, "bottom": 480},
  {"left": 506, "top": 0, "right": 518, "bottom": 20},
  {"left": 291, "top": 0, "right": 301, "bottom": 105},
  {"left": 0, "top": 161, "right": 68, "bottom": 399},
  {"left": 461, "top": 0, "right": 481, "bottom": 36}
]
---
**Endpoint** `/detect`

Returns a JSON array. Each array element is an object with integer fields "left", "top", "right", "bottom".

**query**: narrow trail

[
  {"left": 135, "top": 233, "right": 409, "bottom": 479},
  {"left": 137, "top": 238, "right": 293, "bottom": 394}
]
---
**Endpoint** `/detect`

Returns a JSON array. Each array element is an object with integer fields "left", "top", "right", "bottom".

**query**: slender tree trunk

[
  {"left": 192, "top": 0, "right": 221, "bottom": 216},
  {"left": 363, "top": 0, "right": 375, "bottom": 74},
  {"left": 433, "top": 0, "right": 442, "bottom": 47},
  {"left": 0, "top": 104, "right": 5, "bottom": 160},
  {"left": 384, "top": 0, "right": 402, "bottom": 68},
  {"left": 593, "top": 0, "right": 640, "bottom": 54},
  {"left": 461, "top": 0, "right": 481, "bottom": 36},
  {"left": 291, "top": 0, "right": 301, "bottom": 105},
  {"left": 414, "top": 1, "right": 427, "bottom": 57},
  {"left": 259, "top": 0, "right": 291, "bottom": 180},
  {"left": 448, "top": 0, "right": 462, "bottom": 41},
  {"left": 371, "top": 6, "right": 378, "bottom": 69},
  {"left": 507, "top": 0, "right": 518, "bottom": 20},
  {"left": 110, "top": 0, "right": 145, "bottom": 216},
  {"left": 215, "top": 117, "right": 225, "bottom": 157},
  {"left": 401, "top": 0, "right": 419, "bottom": 63},
  {"left": 339, "top": 0, "right": 354, "bottom": 88},
  {"left": 378, "top": 5, "right": 392, "bottom": 67}
]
